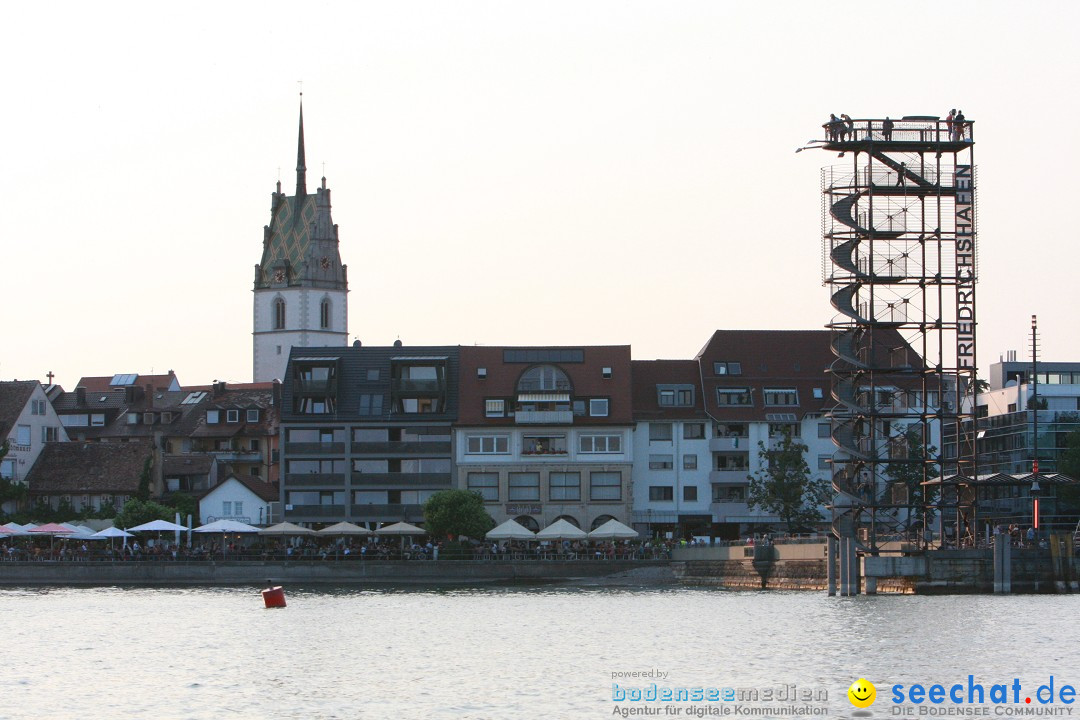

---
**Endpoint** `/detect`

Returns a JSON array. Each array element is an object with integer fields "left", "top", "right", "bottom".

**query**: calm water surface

[{"left": 1, "top": 585, "right": 1077, "bottom": 719}]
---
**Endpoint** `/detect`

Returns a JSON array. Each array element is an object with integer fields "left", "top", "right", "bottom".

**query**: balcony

[
  {"left": 709, "top": 437, "right": 747, "bottom": 452},
  {"left": 285, "top": 504, "right": 346, "bottom": 518},
  {"left": 350, "top": 472, "right": 453, "bottom": 488},
  {"left": 286, "top": 442, "right": 346, "bottom": 455},
  {"left": 209, "top": 450, "right": 263, "bottom": 463},
  {"left": 295, "top": 378, "right": 337, "bottom": 394},
  {"left": 351, "top": 441, "right": 451, "bottom": 455},
  {"left": 710, "top": 470, "right": 750, "bottom": 484},
  {"left": 349, "top": 503, "right": 424, "bottom": 521},
  {"left": 392, "top": 379, "right": 443, "bottom": 395},
  {"left": 284, "top": 473, "right": 347, "bottom": 487},
  {"left": 516, "top": 410, "right": 573, "bottom": 425}
]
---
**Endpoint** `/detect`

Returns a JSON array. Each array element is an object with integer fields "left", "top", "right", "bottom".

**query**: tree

[
  {"left": 422, "top": 489, "right": 495, "bottom": 540},
  {"left": 747, "top": 431, "right": 830, "bottom": 531},
  {"left": 136, "top": 456, "right": 153, "bottom": 501},
  {"left": 0, "top": 441, "right": 29, "bottom": 518},
  {"left": 114, "top": 498, "right": 175, "bottom": 530}
]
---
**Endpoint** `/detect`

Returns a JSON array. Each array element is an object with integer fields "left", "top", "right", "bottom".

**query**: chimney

[
  {"left": 75, "top": 386, "right": 86, "bottom": 405},
  {"left": 272, "top": 379, "right": 281, "bottom": 407},
  {"left": 146, "top": 384, "right": 154, "bottom": 408},
  {"left": 213, "top": 381, "right": 226, "bottom": 397}
]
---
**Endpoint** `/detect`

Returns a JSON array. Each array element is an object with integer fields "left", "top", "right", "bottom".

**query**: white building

[
  {"left": 0, "top": 381, "right": 68, "bottom": 502},
  {"left": 199, "top": 475, "right": 279, "bottom": 526}
]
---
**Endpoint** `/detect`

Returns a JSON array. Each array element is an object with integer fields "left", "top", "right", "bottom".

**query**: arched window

[
  {"left": 320, "top": 298, "right": 331, "bottom": 329},
  {"left": 517, "top": 365, "right": 572, "bottom": 393},
  {"left": 273, "top": 297, "right": 286, "bottom": 330},
  {"left": 514, "top": 515, "right": 540, "bottom": 533},
  {"left": 553, "top": 514, "right": 581, "bottom": 528},
  {"left": 591, "top": 514, "right": 617, "bottom": 531}
]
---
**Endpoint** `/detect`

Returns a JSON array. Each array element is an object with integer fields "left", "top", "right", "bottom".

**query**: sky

[{"left": 3, "top": 1, "right": 1078, "bottom": 389}]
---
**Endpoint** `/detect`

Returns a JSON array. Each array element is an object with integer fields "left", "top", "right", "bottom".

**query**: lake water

[{"left": 1, "top": 585, "right": 1078, "bottom": 719}]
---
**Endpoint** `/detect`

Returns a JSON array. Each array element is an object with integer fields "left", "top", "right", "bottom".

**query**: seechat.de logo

[{"left": 848, "top": 678, "right": 877, "bottom": 708}]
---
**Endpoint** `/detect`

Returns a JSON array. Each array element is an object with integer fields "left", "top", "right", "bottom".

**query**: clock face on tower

[
  {"left": 320, "top": 256, "right": 330, "bottom": 270},
  {"left": 274, "top": 269, "right": 285, "bottom": 283}
]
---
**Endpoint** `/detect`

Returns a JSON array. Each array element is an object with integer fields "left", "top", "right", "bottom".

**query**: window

[
  {"left": 249, "top": 466, "right": 260, "bottom": 476},
  {"left": 649, "top": 423, "right": 673, "bottom": 441},
  {"left": 602, "top": 367, "right": 612, "bottom": 379},
  {"left": 466, "top": 435, "right": 509, "bottom": 454},
  {"left": 549, "top": 472, "right": 581, "bottom": 501},
  {"left": 517, "top": 365, "right": 571, "bottom": 392},
  {"left": 273, "top": 297, "right": 285, "bottom": 330},
  {"left": 90, "top": 414, "right": 106, "bottom": 427},
  {"left": 683, "top": 486, "right": 698, "bottom": 502},
  {"left": 485, "top": 399, "right": 505, "bottom": 418},
  {"left": 590, "top": 472, "right": 622, "bottom": 501},
  {"left": 813, "top": 388, "right": 825, "bottom": 400},
  {"left": 508, "top": 473, "right": 540, "bottom": 501},
  {"left": 226, "top": 409, "right": 239, "bottom": 423},
  {"left": 715, "top": 423, "right": 748, "bottom": 437},
  {"left": 367, "top": 369, "right": 380, "bottom": 381},
  {"left": 658, "top": 385, "right": 695, "bottom": 407},
  {"left": 579, "top": 434, "right": 621, "bottom": 453},
  {"left": 683, "top": 454, "right": 698, "bottom": 470},
  {"left": 127, "top": 413, "right": 139, "bottom": 425},
  {"left": 0, "top": 460, "right": 14, "bottom": 480},
  {"left": 234, "top": 501, "right": 243, "bottom": 516},
  {"left": 358, "top": 394, "right": 384, "bottom": 416},
  {"left": 222, "top": 501, "right": 232, "bottom": 516},
  {"left": 250, "top": 439, "right": 261, "bottom": 451},
  {"left": 683, "top": 423, "right": 705, "bottom": 440},
  {"left": 31, "top": 400, "right": 45, "bottom": 415},
  {"left": 649, "top": 486, "right": 674, "bottom": 501},
  {"left": 818, "top": 422, "right": 831, "bottom": 438},
  {"left": 716, "top": 388, "right": 752, "bottom": 406},
  {"left": 42, "top": 426, "right": 59, "bottom": 442},
  {"left": 764, "top": 388, "right": 799, "bottom": 406},
  {"left": 467, "top": 473, "right": 499, "bottom": 501},
  {"left": 649, "top": 454, "right": 674, "bottom": 470},
  {"left": 207, "top": 410, "right": 220, "bottom": 424},
  {"left": 589, "top": 398, "right": 609, "bottom": 417},
  {"left": 15, "top": 425, "right": 30, "bottom": 446},
  {"left": 659, "top": 389, "right": 674, "bottom": 406},
  {"left": 713, "top": 361, "right": 742, "bottom": 376},
  {"left": 247, "top": 409, "right": 260, "bottom": 423},
  {"left": 476, "top": 367, "right": 487, "bottom": 378},
  {"left": 818, "top": 455, "right": 832, "bottom": 471},
  {"left": 572, "top": 400, "right": 586, "bottom": 416},
  {"left": 320, "top": 298, "right": 331, "bottom": 329},
  {"left": 769, "top": 423, "right": 800, "bottom": 438},
  {"left": 678, "top": 389, "right": 693, "bottom": 406},
  {"left": 523, "top": 435, "right": 567, "bottom": 454}
]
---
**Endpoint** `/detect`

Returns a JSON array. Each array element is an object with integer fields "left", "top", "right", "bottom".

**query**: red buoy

[{"left": 262, "top": 586, "right": 287, "bottom": 608}]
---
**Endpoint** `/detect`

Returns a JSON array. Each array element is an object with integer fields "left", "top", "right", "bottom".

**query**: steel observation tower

[{"left": 811, "top": 115, "right": 978, "bottom": 593}]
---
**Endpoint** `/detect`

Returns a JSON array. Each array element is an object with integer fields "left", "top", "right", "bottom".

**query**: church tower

[{"left": 253, "top": 100, "right": 349, "bottom": 382}]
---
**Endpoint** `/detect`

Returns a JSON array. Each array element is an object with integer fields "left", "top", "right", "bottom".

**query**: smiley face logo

[{"left": 848, "top": 678, "right": 876, "bottom": 708}]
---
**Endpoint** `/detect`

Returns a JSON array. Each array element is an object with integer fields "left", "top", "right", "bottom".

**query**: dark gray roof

[
  {"left": 26, "top": 442, "right": 153, "bottom": 495},
  {"left": 0, "top": 381, "right": 37, "bottom": 440},
  {"left": 282, "top": 345, "right": 460, "bottom": 422}
]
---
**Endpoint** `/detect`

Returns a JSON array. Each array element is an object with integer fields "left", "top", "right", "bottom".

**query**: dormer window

[
  {"left": 207, "top": 410, "right": 220, "bottom": 424},
  {"left": 247, "top": 409, "right": 260, "bottom": 422},
  {"left": 227, "top": 409, "right": 239, "bottom": 423},
  {"left": 517, "top": 365, "right": 571, "bottom": 393}
]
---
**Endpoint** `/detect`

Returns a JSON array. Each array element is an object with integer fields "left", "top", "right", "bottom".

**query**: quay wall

[
  {"left": 0, "top": 560, "right": 673, "bottom": 587},
  {"left": 673, "top": 544, "right": 1072, "bottom": 594}
]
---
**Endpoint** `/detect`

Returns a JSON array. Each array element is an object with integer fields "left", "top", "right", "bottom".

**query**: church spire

[{"left": 296, "top": 96, "right": 307, "bottom": 197}]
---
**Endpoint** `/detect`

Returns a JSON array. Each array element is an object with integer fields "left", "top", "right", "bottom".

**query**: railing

[
  {"left": 350, "top": 472, "right": 452, "bottom": 487},
  {"left": 709, "top": 437, "right": 747, "bottom": 452},
  {"left": 208, "top": 450, "right": 263, "bottom": 462},
  {"left": 515, "top": 410, "right": 573, "bottom": 424},
  {"left": 709, "top": 470, "right": 749, "bottom": 483},
  {"left": 822, "top": 117, "right": 973, "bottom": 144},
  {"left": 516, "top": 380, "right": 572, "bottom": 392},
  {"left": 284, "top": 473, "right": 346, "bottom": 487},
  {"left": 285, "top": 442, "right": 346, "bottom": 454},
  {"left": 351, "top": 441, "right": 451, "bottom": 455},
  {"left": 391, "top": 379, "right": 443, "bottom": 394},
  {"left": 284, "top": 504, "right": 346, "bottom": 517},
  {"left": 295, "top": 379, "right": 336, "bottom": 394},
  {"left": 349, "top": 503, "right": 424, "bottom": 520}
]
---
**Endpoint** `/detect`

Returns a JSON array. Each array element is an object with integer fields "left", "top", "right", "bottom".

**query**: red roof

[
  {"left": 631, "top": 360, "right": 706, "bottom": 421},
  {"left": 77, "top": 372, "right": 179, "bottom": 393},
  {"left": 457, "top": 346, "right": 633, "bottom": 425}
]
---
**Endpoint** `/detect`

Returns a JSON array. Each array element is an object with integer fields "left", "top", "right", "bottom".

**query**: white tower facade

[{"left": 253, "top": 102, "right": 349, "bottom": 382}]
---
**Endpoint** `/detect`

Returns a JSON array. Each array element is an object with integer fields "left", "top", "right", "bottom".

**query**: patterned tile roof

[{"left": 256, "top": 195, "right": 318, "bottom": 287}]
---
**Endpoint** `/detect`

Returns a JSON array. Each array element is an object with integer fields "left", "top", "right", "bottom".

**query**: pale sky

[{"left": 3, "top": 1, "right": 1078, "bottom": 389}]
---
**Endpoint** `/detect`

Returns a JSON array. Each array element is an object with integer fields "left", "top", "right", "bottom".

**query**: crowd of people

[{"left": 823, "top": 110, "right": 969, "bottom": 143}]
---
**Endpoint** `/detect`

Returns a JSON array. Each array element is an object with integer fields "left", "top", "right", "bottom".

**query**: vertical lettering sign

[{"left": 955, "top": 165, "right": 975, "bottom": 370}]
